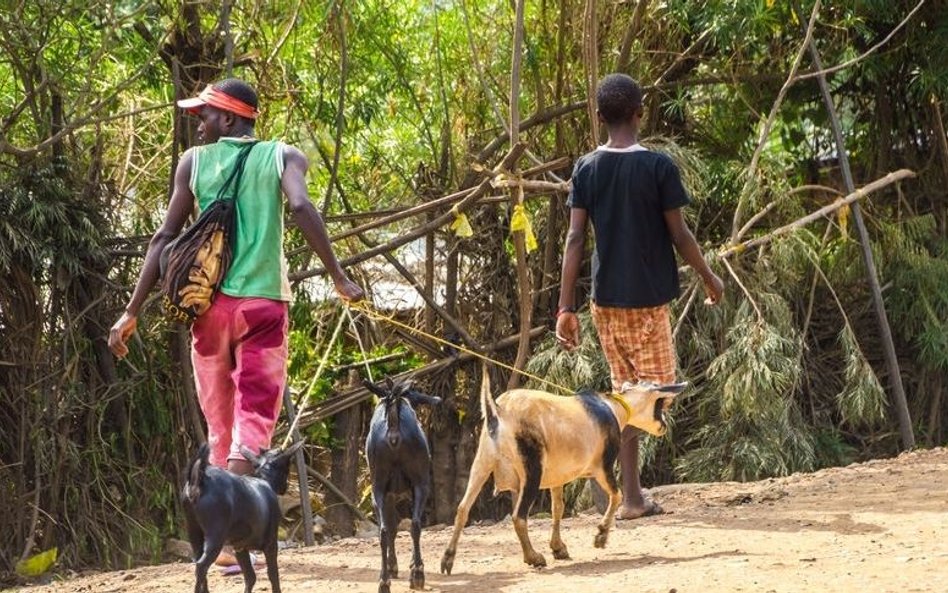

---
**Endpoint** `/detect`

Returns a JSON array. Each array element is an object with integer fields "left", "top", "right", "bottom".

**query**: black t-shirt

[{"left": 567, "top": 145, "right": 690, "bottom": 308}]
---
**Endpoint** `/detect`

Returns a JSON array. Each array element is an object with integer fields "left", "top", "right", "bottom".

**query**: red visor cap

[{"left": 177, "top": 85, "right": 259, "bottom": 120}]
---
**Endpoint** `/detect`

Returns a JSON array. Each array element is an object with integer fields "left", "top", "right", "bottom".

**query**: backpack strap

[{"left": 215, "top": 141, "right": 259, "bottom": 202}]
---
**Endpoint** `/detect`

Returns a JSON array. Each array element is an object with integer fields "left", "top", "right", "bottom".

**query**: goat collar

[{"left": 606, "top": 391, "right": 635, "bottom": 423}]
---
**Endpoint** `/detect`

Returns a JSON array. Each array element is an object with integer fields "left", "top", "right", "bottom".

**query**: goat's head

[
  {"left": 238, "top": 439, "right": 304, "bottom": 495},
  {"left": 615, "top": 381, "right": 687, "bottom": 436},
  {"left": 364, "top": 378, "right": 441, "bottom": 447},
  {"left": 364, "top": 377, "right": 442, "bottom": 408}
]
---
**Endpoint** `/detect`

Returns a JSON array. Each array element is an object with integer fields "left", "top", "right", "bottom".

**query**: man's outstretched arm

[
  {"left": 663, "top": 208, "right": 724, "bottom": 304},
  {"left": 282, "top": 145, "right": 364, "bottom": 302},
  {"left": 556, "top": 208, "right": 588, "bottom": 351}
]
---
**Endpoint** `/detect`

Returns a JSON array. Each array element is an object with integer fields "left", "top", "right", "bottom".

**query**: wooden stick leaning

[
  {"left": 718, "top": 169, "right": 915, "bottom": 258},
  {"left": 289, "top": 142, "right": 527, "bottom": 282}
]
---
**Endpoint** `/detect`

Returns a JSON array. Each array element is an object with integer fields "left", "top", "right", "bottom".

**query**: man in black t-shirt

[{"left": 556, "top": 73, "right": 724, "bottom": 519}]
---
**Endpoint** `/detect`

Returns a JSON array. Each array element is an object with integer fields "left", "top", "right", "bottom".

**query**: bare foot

[
  {"left": 214, "top": 550, "right": 238, "bottom": 567},
  {"left": 217, "top": 550, "right": 264, "bottom": 575},
  {"left": 616, "top": 498, "right": 664, "bottom": 520}
]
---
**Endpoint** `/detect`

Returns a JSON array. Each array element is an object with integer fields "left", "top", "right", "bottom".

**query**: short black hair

[
  {"left": 212, "top": 78, "right": 259, "bottom": 110},
  {"left": 596, "top": 74, "right": 643, "bottom": 125}
]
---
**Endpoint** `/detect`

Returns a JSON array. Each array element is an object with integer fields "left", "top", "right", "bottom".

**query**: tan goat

[{"left": 440, "top": 366, "right": 685, "bottom": 574}]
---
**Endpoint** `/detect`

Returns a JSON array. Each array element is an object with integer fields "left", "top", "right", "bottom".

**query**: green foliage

[
  {"left": 0, "top": 162, "right": 105, "bottom": 277},
  {"left": 525, "top": 311, "right": 611, "bottom": 393},
  {"left": 676, "top": 294, "right": 818, "bottom": 481},
  {"left": 286, "top": 303, "right": 424, "bottom": 446},
  {"left": 881, "top": 217, "right": 948, "bottom": 373},
  {"left": 836, "top": 325, "right": 887, "bottom": 427}
]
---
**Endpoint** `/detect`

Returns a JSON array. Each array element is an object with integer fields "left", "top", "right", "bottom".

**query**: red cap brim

[
  {"left": 176, "top": 96, "right": 207, "bottom": 113},
  {"left": 176, "top": 84, "right": 259, "bottom": 119}
]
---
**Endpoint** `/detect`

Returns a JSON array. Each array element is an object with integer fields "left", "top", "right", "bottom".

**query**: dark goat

[
  {"left": 364, "top": 378, "right": 441, "bottom": 593},
  {"left": 181, "top": 440, "right": 302, "bottom": 593}
]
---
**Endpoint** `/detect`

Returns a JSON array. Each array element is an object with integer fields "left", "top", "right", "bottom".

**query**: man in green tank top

[{"left": 108, "top": 79, "right": 363, "bottom": 478}]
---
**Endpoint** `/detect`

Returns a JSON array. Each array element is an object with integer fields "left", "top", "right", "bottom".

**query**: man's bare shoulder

[{"left": 281, "top": 144, "right": 307, "bottom": 166}]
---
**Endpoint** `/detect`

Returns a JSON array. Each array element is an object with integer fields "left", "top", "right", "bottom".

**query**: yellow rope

[
  {"left": 606, "top": 391, "right": 634, "bottom": 422},
  {"left": 347, "top": 300, "right": 574, "bottom": 396},
  {"left": 280, "top": 309, "right": 347, "bottom": 450}
]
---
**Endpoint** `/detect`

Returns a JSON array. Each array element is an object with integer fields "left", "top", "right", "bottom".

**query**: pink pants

[{"left": 191, "top": 294, "right": 289, "bottom": 467}]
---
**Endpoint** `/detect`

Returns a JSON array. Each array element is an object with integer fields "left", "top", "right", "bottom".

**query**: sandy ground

[{"left": 11, "top": 447, "right": 948, "bottom": 593}]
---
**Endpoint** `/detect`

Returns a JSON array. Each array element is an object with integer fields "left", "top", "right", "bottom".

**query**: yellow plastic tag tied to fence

[
  {"left": 510, "top": 203, "right": 538, "bottom": 252},
  {"left": 450, "top": 205, "right": 474, "bottom": 238},
  {"left": 837, "top": 203, "right": 850, "bottom": 239}
]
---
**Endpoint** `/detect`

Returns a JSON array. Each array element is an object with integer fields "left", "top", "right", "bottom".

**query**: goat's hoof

[
  {"left": 410, "top": 568, "right": 425, "bottom": 590},
  {"left": 440, "top": 551, "right": 455, "bottom": 575},
  {"left": 594, "top": 532, "right": 609, "bottom": 548},
  {"left": 552, "top": 547, "right": 570, "bottom": 560},
  {"left": 378, "top": 581, "right": 391, "bottom": 593},
  {"left": 525, "top": 552, "right": 547, "bottom": 568}
]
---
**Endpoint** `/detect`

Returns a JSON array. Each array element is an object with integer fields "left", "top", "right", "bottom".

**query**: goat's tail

[
  {"left": 184, "top": 443, "right": 210, "bottom": 504},
  {"left": 480, "top": 363, "right": 500, "bottom": 440}
]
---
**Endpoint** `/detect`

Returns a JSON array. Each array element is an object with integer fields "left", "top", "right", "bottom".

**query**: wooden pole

[
  {"left": 791, "top": 2, "right": 915, "bottom": 450},
  {"left": 507, "top": 0, "right": 532, "bottom": 390},
  {"left": 325, "top": 370, "right": 362, "bottom": 537}
]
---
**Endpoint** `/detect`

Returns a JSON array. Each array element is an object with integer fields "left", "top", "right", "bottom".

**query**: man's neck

[
  {"left": 230, "top": 124, "right": 255, "bottom": 138},
  {"left": 603, "top": 125, "right": 638, "bottom": 149}
]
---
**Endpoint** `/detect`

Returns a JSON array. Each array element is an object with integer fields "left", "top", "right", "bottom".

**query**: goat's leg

[
  {"left": 193, "top": 539, "right": 224, "bottom": 593},
  {"left": 513, "top": 472, "right": 546, "bottom": 568},
  {"left": 409, "top": 481, "right": 429, "bottom": 590},
  {"left": 441, "top": 449, "right": 493, "bottom": 575},
  {"left": 374, "top": 487, "right": 393, "bottom": 593},
  {"left": 261, "top": 539, "right": 281, "bottom": 593},
  {"left": 591, "top": 466, "right": 621, "bottom": 549},
  {"left": 510, "top": 434, "right": 545, "bottom": 568},
  {"left": 385, "top": 495, "right": 399, "bottom": 578},
  {"left": 184, "top": 515, "right": 204, "bottom": 563},
  {"left": 549, "top": 486, "right": 570, "bottom": 560},
  {"left": 234, "top": 549, "right": 257, "bottom": 593}
]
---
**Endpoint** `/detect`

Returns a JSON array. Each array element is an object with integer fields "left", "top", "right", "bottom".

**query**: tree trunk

[
  {"left": 326, "top": 371, "right": 363, "bottom": 536},
  {"left": 430, "top": 371, "right": 460, "bottom": 524}
]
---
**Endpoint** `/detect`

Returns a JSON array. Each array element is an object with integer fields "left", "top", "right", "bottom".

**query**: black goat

[
  {"left": 364, "top": 378, "right": 441, "bottom": 593},
  {"left": 181, "top": 440, "right": 302, "bottom": 593}
]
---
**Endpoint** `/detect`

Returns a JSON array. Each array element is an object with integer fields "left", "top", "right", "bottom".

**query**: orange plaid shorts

[{"left": 591, "top": 303, "right": 677, "bottom": 390}]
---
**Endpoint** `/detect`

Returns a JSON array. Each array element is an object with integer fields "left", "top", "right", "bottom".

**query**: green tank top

[{"left": 189, "top": 137, "right": 291, "bottom": 301}]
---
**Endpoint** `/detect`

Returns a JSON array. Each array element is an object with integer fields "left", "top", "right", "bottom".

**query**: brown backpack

[{"left": 159, "top": 142, "right": 258, "bottom": 323}]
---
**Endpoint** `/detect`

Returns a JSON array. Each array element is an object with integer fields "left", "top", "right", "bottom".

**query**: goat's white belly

[
  {"left": 539, "top": 452, "right": 601, "bottom": 488},
  {"left": 490, "top": 440, "right": 604, "bottom": 491}
]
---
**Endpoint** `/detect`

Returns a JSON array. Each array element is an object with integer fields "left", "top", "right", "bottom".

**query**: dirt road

[{"left": 14, "top": 447, "right": 948, "bottom": 593}]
